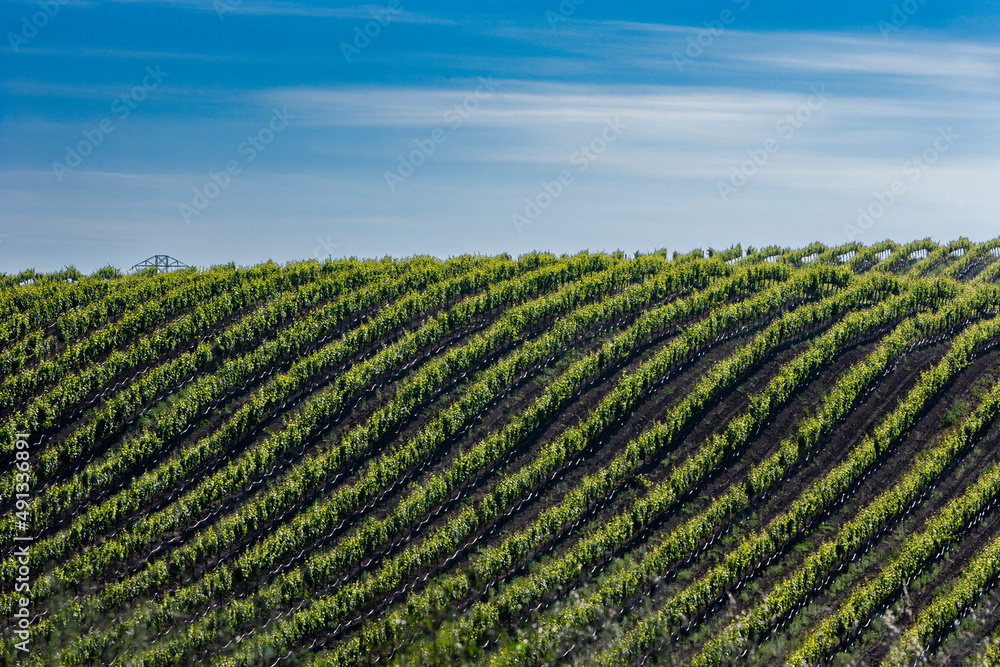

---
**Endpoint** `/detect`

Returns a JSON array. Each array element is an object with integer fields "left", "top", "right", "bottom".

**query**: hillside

[{"left": 5, "top": 239, "right": 1000, "bottom": 666}]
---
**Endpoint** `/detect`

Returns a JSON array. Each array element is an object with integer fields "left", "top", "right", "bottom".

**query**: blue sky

[{"left": 2, "top": 1, "right": 999, "bottom": 272}]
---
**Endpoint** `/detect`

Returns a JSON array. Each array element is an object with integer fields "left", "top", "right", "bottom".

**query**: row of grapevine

[
  {"left": 593, "top": 304, "right": 1000, "bottom": 667},
  {"left": 0, "top": 266, "right": 309, "bottom": 457},
  {"left": 0, "top": 267, "right": 166, "bottom": 348},
  {"left": 0, "top": 269, "right": 198, "bottom": 380},
  {"left": 304, "top": 260, "right": 962, "bottom": 667},
  {"left": 480, "top": 277, "right": 966, "bottom": 667},
  {"left": 790, "top": 455, "right": 1000, "bottom": 663},
  {"left": 1, "top": 252, "right": 586, "bottom": 607},
  {"left": 205, "top": 268, "right": 874, "bottom": 667},
  {"left": 429, "top": 274, "right": 930, "bottom": 665},
  {"left": 9, "top": 241, "right": 1000, "bottom": 667},
  {"left": 882, "top": 527, "right": 1000, "bottom": 665},
  {"left": 949, "top": 239, "right": 1000, "bottom": 281},
  {"left": 693, "top": 318, "right": 1000, "bottom": 666},
  {"left": 0, "top": 253, "right": 480, "bottom": 537},
  {"left": 19, "top": 252, "right": 660, "bottom": 656},
  {"left": 82, "top": 260, "right": 796, "bottom": 666},
  {"left": 39, "top": 252, "right": 685, "bottom": 663},
  {"left": 969, "top": 632, "right": 1000, "bottom": 666},
  {"left": 0, "top": 263, "right": 291, "bottom": 412}
]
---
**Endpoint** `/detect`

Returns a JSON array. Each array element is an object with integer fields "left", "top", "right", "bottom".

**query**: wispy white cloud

[
  {"left": 734, "top": 32, "right": 1000, "bottom": 89},
  {"left": 99, "top": 0, "right": 454, "bottom": 23},
  {"left": 276, "top": 82, "right": 997, "bottom": 129},
  {"left": 0, "top": 45, "right": 264, "bottom": 61},
  {"left": 468, "top": 18, "right": 1000, "bottom": 95}
]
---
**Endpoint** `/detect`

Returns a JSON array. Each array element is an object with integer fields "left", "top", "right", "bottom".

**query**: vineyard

[{"left": 7, "top": 239, "right": 1000, "bottom": 666}]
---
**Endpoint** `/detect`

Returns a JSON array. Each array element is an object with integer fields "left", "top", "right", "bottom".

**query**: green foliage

[
  {"left": 941, "top": 397, "right": 970, "bottom": 427},
  {"left": 91, "top": 265, "right": 122, "bottom": 280},
  {"left": 6, "top": 240, "right": 1000, "bottom": 667}
]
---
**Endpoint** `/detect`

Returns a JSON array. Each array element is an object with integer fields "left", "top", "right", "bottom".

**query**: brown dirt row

[
  {"left": 497, "top": 336, "right": 884, "bottom": 665},
  {"left": 35, "top": 263, "right": 597, "bottom": 515},
  {"left": 918, "top": 559, "right": 1000, "bottom": 664},
  {"left": 56, "top": 279, "right": 698, "bottom": 650},
  {"left": 718, "top": 351, "right": 1000, "bottom": 665},
  {"left": 537, "top": 337, "right": 961, "bottom": 664},
  {"left": 955, "top": 256, "right": 1000, "bottom": 283},
  {"left": 14, "top": 278, "right": 444, "bottom": 485},
  {"left": 345, "top": 301, "right": 856, "bottom": 661},
  {"left": 59, "top": 298, "right": 589, "bottom": 590},
  {"left": 238, "top": 294, "right": 801, "bottom": 662},
  {"left": 196, "top": 280, "right": 705, "bottom": 595},
  {"left": 30, "top": 305, "right": 496, "bottom": 562},
  {"left": 0, "top": 273, "right": 208, "bottom": 387},
  {"left": 56, "top": 276, "right": 952, "bottom": 664}
]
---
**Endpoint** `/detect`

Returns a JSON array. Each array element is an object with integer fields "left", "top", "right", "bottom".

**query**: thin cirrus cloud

[
  {"left": 98, "top": 0, "right": 454, "bottom": 23},
  {"left": 737, "top": 37, "right": 1000, "bottom": 89}
]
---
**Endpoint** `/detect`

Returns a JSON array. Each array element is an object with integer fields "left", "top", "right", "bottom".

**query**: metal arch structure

[{"left": 130, "top": 255, "right": 190, "bottom": 273}]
